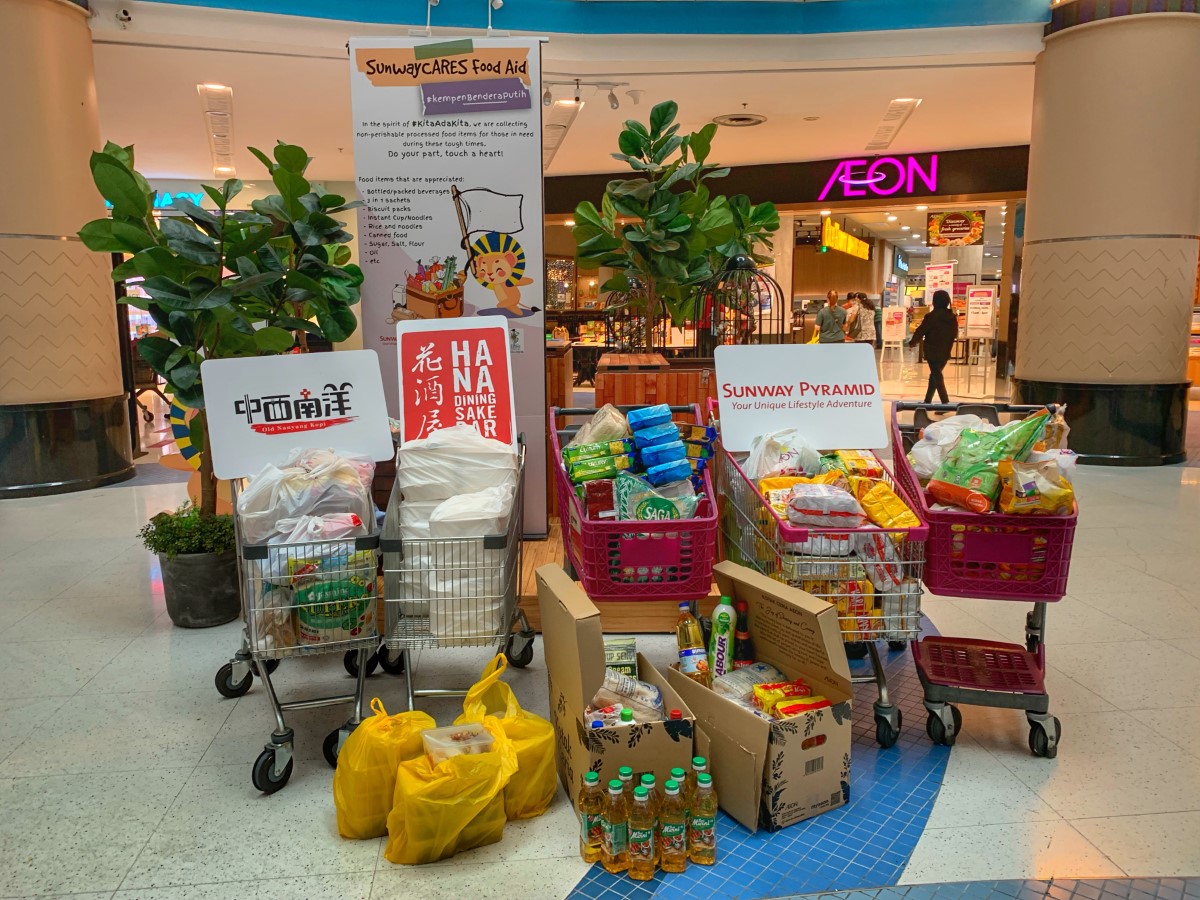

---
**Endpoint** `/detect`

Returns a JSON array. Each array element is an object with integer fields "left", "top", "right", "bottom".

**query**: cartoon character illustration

[{"left": 470, "top": 231, "right": 538, "bottom": 318}]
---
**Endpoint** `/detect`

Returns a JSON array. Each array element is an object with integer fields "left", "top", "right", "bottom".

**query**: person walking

[
  {"left": 845, "top": 292, "right": 864, "bottom": 342},
  {"left": 856, "top": 295, "right": 877, "bottom": 345},
  {"left": 872, "top": 295, "right": 884, "bottom": 349},
  {"left": 908, "top": 289, "right": 958, "bottom": 403},
  {"left": 816, "top": 290, "right": 846, "bottom": 343}
]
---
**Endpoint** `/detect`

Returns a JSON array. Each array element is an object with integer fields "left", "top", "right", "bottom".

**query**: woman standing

[
  {"left": 844, "top": 292, "right": 864, "bottom": 342},
  {"left": 908, "top": 290, "right": 958, "bottom": 403},
  {"left": 856, "top": 295, "right": 877, "bottom": 345},
  {"left": 816, "top": 290, "right": 846, "bottom": 343}
]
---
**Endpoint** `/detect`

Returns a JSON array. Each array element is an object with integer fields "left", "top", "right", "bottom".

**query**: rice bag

[
  {"left": 567, "top": 404, "right": 630, "bottom": 447},
  {"left": 640, "top": 440, "right": 688, "bottom": 469},
  {"left": 626, "top": 404, "right": 673, "bottom": 431},
  {"left": 998, "top": 458, "right": 1076, "bottom": 515},
  {"left": 646, "top": 459, "right": 692, "bottom": 487},
  {"left": 632, "top": 422, "right": 682, "bottom": 449},
  {"left": 614, "top": 472, "right": 698, "bottom": 521},
  {"left": 928, "top": 409, "right": 1050, "bottom": 512},
  {"left": 561, "top": 437, "right": 636, "bottom": 465},
  {"left": 786, "top": 484, "right": 868, "bottom": 528},
  {"left": 852, "top": 532, "right": 904, "bottom": 593},
  {"left": 745, "top": 428, "right": 823, "bottom": 480},
  {"left": 711, "top": 662, "right": 786, "bottom": 700}
]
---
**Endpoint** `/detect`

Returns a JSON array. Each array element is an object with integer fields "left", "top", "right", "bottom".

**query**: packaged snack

[
  {"left": 928, "top": 409, "right": 1050, "bottom": 512},
  {"left": 783, "top": 533, "right": 854, "bottom": 558},
  {"left": 568, "top": 453, "right": 636, "bottom": 484},
  {"left": 998, "top": 458, "right": 1076, "bottom": 515},
  {"left": 907, "top": 415, "right": 996, "bottom": 481},
  {"left": 729, "top": 698, "right": 775, "bottom": 720},
  {"left": 753, "top": 680, "right": 812, "bottom": 714},
  {"left": 421, "top": 723, "right": 494, "bottom": 764},
  {"left": 632, "top": 422, "right": 682, "bottom": 449},
  {"left": 689, "top": 457, "right": 707, "bottom": 476},
  {"left": 601, "top": 667, "right": 664, "bottom": 713},
  {"left": 835, "top": 450, "right": 884, "bottom": 479},
  {"left": 759, "top": 476, "right": 808, "bottom": 515},
  {"left": 786, "top": 484, "right": 868, "bottom": 528},
  {"left": 855, "top": 479, "right": 920, "bottom": 530},
  {"left": 852, "top": 532, "right": 904, "bottom": 593},
  {"left": 646, "top": 459, "right": 693, "bottom": 487},
  {"left": 640, "top": 440, "right": 688, "bottom": 469},
  {"left": 1044, "top": 405, "right": 1070, "bottom": 451},
  {"left": 562, "top": 437, "right": 637, "bottom": 466},
  {"left": 927, "top": 478, "right": 993, "bottom": 514},
  {"left": 775, "top": 696, "right": 831, "bottom": 718},
  {"left": 626, "top": 404, "right": 673, "bottom": 431},
  {"left": 684, "top": 441, "right": 714, "bottom": 460},
  {"left": 603, "top": 637, "right": 638, "bottom": 677},
  {"left": 745, "top": 428, "right": 822, "bottom": 479},
  {"left": 880, "top": 579, "right": 922, "bottom": 641},
  {"left": 568, "top": 404, "right": 630, "bottom": 447},
  {"left": 710, "top": 661, "right": 786, "bottom": 700},
  {"left": 584, "top": 479, "right": 616, "bottom": 519},
  {"left": 678, "top": 423, "right": 717, "bottom": 444},
  {"left": 614, "top": 473, "right": 699, "bottom": 520}
]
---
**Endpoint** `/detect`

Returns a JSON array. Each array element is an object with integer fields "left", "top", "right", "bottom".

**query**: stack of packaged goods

[{"left": 562, "top": 404, "right": 716, "bottom": 523}]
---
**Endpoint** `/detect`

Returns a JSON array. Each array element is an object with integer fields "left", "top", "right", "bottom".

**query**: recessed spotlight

[
  {"left": 901, "top": 225, "right": 911, "bottom": 231},
  {"left": 214, "top": 166, "right": 234, "bottom": 173},
  {"left": 803, "top": 116, "right": 820, "bottom": 122},
  {"left": 886, "top": 215, "right": 898, "bottom": 222},
  {"left": 201, "top": 83, "right": 229, "bottom": 91},
  {"left": 608, "top": 90, "right": 619, "bottom": 110},
  {"left": 916, "top": 205, "right": 928, "bottom": 211},
  {"left": 542, "top": 88, "right": 552, "bottom": 107},
  {"left": 820, "top": 209, "right": 831, "bottom": 216}
]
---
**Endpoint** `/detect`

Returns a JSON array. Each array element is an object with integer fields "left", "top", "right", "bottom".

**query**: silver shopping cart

[
  {"left": 380, "top": 443, "right": 535, "bottom": 709},
  {"left": 214, "top": 482, "right": 381, "bottom": 794},
  {"left": 715, "top": 442, "right": 928, "bottom": 748}
]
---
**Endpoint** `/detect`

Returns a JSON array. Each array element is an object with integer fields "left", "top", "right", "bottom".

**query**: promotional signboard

[
  {"left": 817, "top": 153, "right": 938, "bottom": 202},
  {"left": 966, "top": 287, "right": 996, "bottom": 339},
  {"left": 396, "top": 318, "right": 516, "bottom": 446},
  {"left": 714, "top": 344, "right": 886, "bottom": 452},
  {"left": 349, "top": 36, "right": 546, "bottom": 533},
  {"left": 925, "top": 262, "right": 955, "bottom": 299},
  {"left": 893, "top": 246, "right": 909, "bottom": 275},
  {"left": 882, "top": 308, "right": 907, "bottom": 343},
  {"left": 927, "top": 210, "right": 986, "bottom": 247},
  {"left": 821, "top": 218, "right": 870, "bottom": 260},
  {"left": 201, "top": 351, "right": 394, "bottom": 480}
]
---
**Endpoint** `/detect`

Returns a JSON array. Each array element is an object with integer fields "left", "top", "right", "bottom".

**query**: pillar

[
  {"left": 1012, "top": 7, "right": 1200, "bottom": 465},
  {"left": 0, "top": 0, "right": 133, "bottom": 495},
  {"left": 931, "top": 244, "right": 984, "bottom": 284}
]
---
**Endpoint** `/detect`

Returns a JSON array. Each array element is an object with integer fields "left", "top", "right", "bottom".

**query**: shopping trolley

[
  {"left": 714, "top": 430, "right": 928, "bottom": 749},
  {"left": 380, "top": 443, "right": 534, "bottom": 710},
  {"left": 549, "top": 404, "right": 719, "bottom": 601},
  {"left": 214, "top": 481, "right": 381, "bottom": 794},
  {"left": 892, "top": 402, "right": 1077, "bottom": 758}
]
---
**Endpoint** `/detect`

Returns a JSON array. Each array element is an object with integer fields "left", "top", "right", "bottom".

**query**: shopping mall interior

[{"left": 1, "top": 1, "right": 1199, "bottom": 898}]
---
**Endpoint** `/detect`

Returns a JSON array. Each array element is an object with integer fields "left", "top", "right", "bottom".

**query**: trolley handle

[
  {"left": 241, "top": 530, "right": 381, "bottom": 561},
  {"left": 892, "top": 401, "right": 1062, "bottom": 415}
]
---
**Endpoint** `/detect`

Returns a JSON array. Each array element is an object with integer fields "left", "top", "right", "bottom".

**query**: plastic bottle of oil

[
  {"left": 688, "top": 773, "right": 718, "bottom": 865},
  {"left": 658, "top": 779, "right": 688, "bottom": 873},
  {"left": 685, "top": 756, "right": 707, "bottom": 815},
  {"left": 627, "top": 785, "right": 656, "bottom": 881},
  {"left": 617, "top": 765, "right": 634, "bottom": 801},
  {"left": 639, "top": 774, "right": 659, "bottom": 864},
  {"left": 578, "top": 771, "right": 604, "bottom": 864},
  {"left": 670, "top": 767, "right": 689, "bottom": 820},
  {"left": 677, "top": 601, "right": 710, "bottom": 686},
  {"left": 601, "top": 778, "right": 630, "bottom": 874}
]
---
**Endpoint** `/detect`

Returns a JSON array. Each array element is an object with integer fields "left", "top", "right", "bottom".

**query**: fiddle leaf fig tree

[
  {"left": 572, "top": 101, "right": 778, "bottom": 348},
  {"left": 79, "top": 140, "right": 364, "bottom": 519}
]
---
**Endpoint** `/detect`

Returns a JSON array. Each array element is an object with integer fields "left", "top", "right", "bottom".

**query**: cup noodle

[
  {"left": 667, "top": 560, "right": 852, "bottom": 832},
  {"left": 536, "top": 565, "right": 699, "bottom": 807}
]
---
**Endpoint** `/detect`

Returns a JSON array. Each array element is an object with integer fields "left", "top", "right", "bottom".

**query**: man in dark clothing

[{"left": 908, "top": 289, "right": 958, "bottom": 403}]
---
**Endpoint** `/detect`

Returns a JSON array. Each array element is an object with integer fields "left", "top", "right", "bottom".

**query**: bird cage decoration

[
  {"left": 604, "top": 278, "right": 668, "bottom": 351},
  {"left": 696, "top": 255, "right": 787, "bottom": 357}
]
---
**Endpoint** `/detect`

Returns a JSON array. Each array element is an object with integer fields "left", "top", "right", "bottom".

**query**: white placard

[
  {"left": 201, "top": 350, "right": 394, "bottom": 480},
  {"left": 714, "top": 344, "right": 886, "bottom": 452},
  {"left": 925, "top": 262, "right": 955, "bottom": 299},
  {"left": 882, "top": 308, "right": 907, "bottom": 343},
  {"left": 966, "top": 286, "right": 996, "bottom": 339}
]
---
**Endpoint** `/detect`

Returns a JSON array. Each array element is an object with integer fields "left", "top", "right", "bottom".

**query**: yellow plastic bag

[
  {"left": 455, "top": 654, "right": 557, "bottom": 820},
  {"left": 384, "top": 716, "right": 518, "bottom": 865},
  {"left": 333, "top": 699, "right": 435, "bottom": 839}
]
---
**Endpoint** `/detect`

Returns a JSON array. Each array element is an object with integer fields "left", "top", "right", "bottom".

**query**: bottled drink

[
  {"left": 733, "top": 600, "right": 754, "bottom": 670},
  {"left": 601, "top": 779, "right": 630, "bottom": 874},
  {"left": 627, "top": 786, "right": 656, "bottom": 881},
  {"left": 669, "top": 709, "right": 683, "bottom": 720},
  {"left": 658, "top": 779, "right": 688, "bottom": 873},
  {"left": 677, "top": 601, "right": 710, "bottom": 686},
  {"left": 688, "top": 773, "right": 718, "bottom": 865},
  {"left": 578, "top": 771, "right": 604, "bottom": 864},
  {"left": 618, "top": 766, "right": 634, "bottom": 800},
  {"left": 669, "top": 767, "right": 688, "bottom": 817},
  {"left": 685, "top": 756, "right": 707, "bottom": 815},
  {"left": 708, "top": 595, "right": 736, "bottom": 679},
  {"left": 619, "top": 708, "right": 634, "bottom": 725},
  {"left": 640, "top": 774, "right": 659, "bottom": 864}
]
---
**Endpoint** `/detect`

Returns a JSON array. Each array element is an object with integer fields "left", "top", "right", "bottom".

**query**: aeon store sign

[{"left": 818, "top": 154, "right": 938, "bottom": 201}]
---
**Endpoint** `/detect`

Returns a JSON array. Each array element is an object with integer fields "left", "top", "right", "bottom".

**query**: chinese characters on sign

[{"left": 233, "top": 383, "right": 357, "bottom": 434}]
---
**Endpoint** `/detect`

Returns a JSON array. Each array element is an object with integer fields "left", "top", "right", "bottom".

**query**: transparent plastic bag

[
  {"left": 237, "top": 450, "right": 374, "bottom": 544},
  {"left": 745, "top": 429, "right": 822, "bottom": 479},
  {"left": 396, "top": 425, "right": 518, "bottom": 502}
]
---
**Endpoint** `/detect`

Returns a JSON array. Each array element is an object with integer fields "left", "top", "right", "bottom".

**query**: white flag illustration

[{"left": 454, "top": 187, "right": 524, "bottom": 237}]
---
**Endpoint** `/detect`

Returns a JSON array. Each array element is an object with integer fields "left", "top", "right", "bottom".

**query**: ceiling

[{"left": 87, "top": 1, "right": 1042, "bottom": 181}]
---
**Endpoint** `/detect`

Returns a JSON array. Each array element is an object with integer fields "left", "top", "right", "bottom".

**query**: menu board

[{"left": 966, "top": 286, "right": 996, "bottom": 339}]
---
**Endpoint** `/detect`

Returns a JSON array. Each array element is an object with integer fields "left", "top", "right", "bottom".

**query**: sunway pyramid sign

[{"left": 818, "top": 154, "right": 938, "bottom": 201}]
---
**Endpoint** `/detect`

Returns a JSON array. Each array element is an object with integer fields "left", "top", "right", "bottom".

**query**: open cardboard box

[
  {"left": 536, "top": 564, "right": 700, "bottom": 809},
  {"left": 667, "top": 560, "right": 853, "bottom": 832}
]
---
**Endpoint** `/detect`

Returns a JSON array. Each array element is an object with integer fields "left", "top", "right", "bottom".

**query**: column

[
  {"left": 0, "top": 0, "right": 133, "bottom": 495},
  {"left": 1012, "top": 6, "right": 1200, "bottom": 465}
]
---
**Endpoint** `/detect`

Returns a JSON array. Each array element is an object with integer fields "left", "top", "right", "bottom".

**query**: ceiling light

[
  {"left": 608, "top": 90, "right": 619, "bottom": 110},
  {"left": 712, "top": 111, "right": 768, "bottom": 128},
  {"left": 803, "top": 116, "right": 820, "bottom": 122},
  {"left": 214, "top": 166, "right": 234, "bottom": 173},
  {"left": 916, "top": 205, "right": 928, "bottom": 211},
  {"left": 984, "top": 253, "right": 992, "bottom": 257},
  {"left": 201, "top": 83, "right": 228, "bottom": 90},
  {"left": 886, "top": 215, "right": 898, "bottom": 222},
  {"left": 901, "top": 225, "right": 910, "bottom": 231},
  {"left": 542, "top": 88, "right": 552, "bottom": 107},
  {"left": 864, "top": 98, "right": 922, "bottom": 153},
  {"left": 819, "top": 209, "right": 831, "bottom": 216}
]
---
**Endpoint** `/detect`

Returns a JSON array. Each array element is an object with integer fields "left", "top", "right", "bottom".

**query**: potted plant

[
  {"left": 79, "top": 141, "right": 363, "bottom": 627},
  {"left": 571, "top": 101, "right": 778, "bottom": 351}
]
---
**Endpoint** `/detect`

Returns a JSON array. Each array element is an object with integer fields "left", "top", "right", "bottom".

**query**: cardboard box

[
  {"left": 667, "top": 561, "right": 852, "bottom": 833},
  {"left": 537, "top": 565, "right": 699, "bottom": 808}
]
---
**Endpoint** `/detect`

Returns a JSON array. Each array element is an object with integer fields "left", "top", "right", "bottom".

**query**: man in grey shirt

[{"left": 816, "top": 290, "right": 847, "bottom": 343}]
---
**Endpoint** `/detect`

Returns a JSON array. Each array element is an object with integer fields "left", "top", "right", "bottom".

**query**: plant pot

[{"left": 159, "top": 550, "right": 241, "bottom": 628}]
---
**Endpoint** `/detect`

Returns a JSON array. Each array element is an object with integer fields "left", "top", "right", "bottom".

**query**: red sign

[{"left": 397, "top": 320, "right": 515, "bottom": 444}]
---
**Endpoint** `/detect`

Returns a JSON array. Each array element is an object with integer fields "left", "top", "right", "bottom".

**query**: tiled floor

[
  {"left": 780, "top": 877, "right": 1200, "bottom": 900},
  {"left": 1, "top": 440, "right": 1199, "bottom": 897}
]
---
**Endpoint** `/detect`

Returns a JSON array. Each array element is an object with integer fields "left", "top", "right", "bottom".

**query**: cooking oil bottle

[
  {"left": 676, "top": 601, "right": 710, "bottom": 686},
  {"left": 640, "top": 773, "right": 659, "bottom": 864},
  {"left": 688, "top": 773, "right": 718, "bottom": 865},
  {"left": 601, "top": 778, "right": 630, "bottom": 874},
  {"left": 658, "top": 779, "right": 688, "bottom": 873},
  {"left": 627, "top": 785, "right": 656, "bottom": 881},
  {"left": 618, "top": 766, "right": 634, "bottom": 801},
  {"left": 685, "top": 756, "right": 707, "bottom": 814},
  {"left": 578, "top": 771, "right": 604, "bottom": 864}
]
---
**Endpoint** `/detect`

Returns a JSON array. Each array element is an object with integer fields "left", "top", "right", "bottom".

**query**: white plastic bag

[
  {"left": 745, "top": 429, "right": 822, "bottom": 479},
  {"left": 908, "top": 415, "right": 997, "bottom": 480},
  {"left": 282, "top": 448, "right": 376, "bottom": 495},
  {"left": 396, "top": 425, "right": 518, "bottom": 502},
  {"left": 428, "top": 484, "right": 515, "bottom": 539},
  {"left": 237, "top": 450, "right": 374, "bottom": 544},
  {"left": 251, "top": 583, "right": 296, "bottom": 655}
]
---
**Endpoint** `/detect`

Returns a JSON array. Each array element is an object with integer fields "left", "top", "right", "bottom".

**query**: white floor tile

[
  {"left": 0, "top": 768, "right": 190, "bottom": 897},
  {"left": 78, "top": 621, "right": 246, "bottom": 695},
  {"left": 1050, "top": 640, "right": 1200, "bottom": 710},
  {"left": 0, "top": 696, "right": 63, "bottom": 765},
  {"left": 0, "top": 596, "right": 51, "bottom": 628},
  {"left": 1127, "top": 707, "right": 1200, "bottom": 762},
  {"left": 120, "top": 764, "right": 381, "bottom": 890},
  {"left": 0, "top": 639, "right": 132, "bottom": 698},
  {"left": 1078, "top": 589, "right": 1200, "bottom": 642},
  {"left": 5, "top": 592, "right": 164, "bottom": 642},
  {"left": 112, "top": 872, "right": 375, "bottom": 899},
  {"left": 1073, "top": 810, "right": 1200, "bottom": 878},
  {"left": 952, "top": 595, "right": 1151, "bottom": 647},
  {"left": 58, "top": 552, "right": 165, "bottom": 600},
  {"left": 370, "top": 856, "right": 589, "bottom": 900},
  {"left": 897, "top": 820, "right": 1124, "bottom": 883},
  {"left": 925, "top": 734, "right": 1061, "bottom": 829}
]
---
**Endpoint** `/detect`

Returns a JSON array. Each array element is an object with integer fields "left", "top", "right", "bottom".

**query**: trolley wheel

[
  {"left": 505, "top": 632, "right": 535, "bottom": 669},
  {"left": 343, "top": 649, "right": 379, "bottom": 678},
  {"left": 141, "top": 409, "right": 154, "bottom": 423},
  {"left": 251, "top": 748, "right": 293, "bottom": 794},
  {"left": 215, "top": 662, "right": 252, "bottom": 699},
  {"left": 888, "top": 640, "right": 907, "bottom": 652},
  {"left": 1026, "top": 635, "right": 1040, "bottom": 654},
  {"left": 379, "top": 647, "right": 406, "bottom": 675},
  {"left": 844, "top": 641, "right": 869, "bottom": 661},
  {"left": 323, "top": 729, "right": 342, "bottom": 769},
  {"left": 1029, "top": 717, "right": 1061, "bottom": 759},
  {"left": 875, "top": 709, "right": 902, "bottom": 749},
  {"left": 926, "top": 705, "right": 962, "bottom": 747}
]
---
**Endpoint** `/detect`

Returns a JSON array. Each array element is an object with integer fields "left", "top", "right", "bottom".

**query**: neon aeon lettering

[{"left": 817, "top": 154, "right": 938, "bottom": 201}]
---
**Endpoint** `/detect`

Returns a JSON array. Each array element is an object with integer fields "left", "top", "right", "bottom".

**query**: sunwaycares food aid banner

[{"left": 349, "top": 36, "right": 546, "bottom": 534}]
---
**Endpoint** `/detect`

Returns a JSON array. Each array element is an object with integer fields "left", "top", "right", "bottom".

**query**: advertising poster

[
  {"left": 349, "top": 36, "right": 546, "bottom": 534},
  {"left": 966, "top": 286, "right": 996, "bottom": 339},
  {"left": 882, "top": 308, "right": 907, "bottom": 343},
  {"left": 927, "top": 210, "right": 986, "bottom": 246},
  {"left": 925, "top": 262, "right": 955, "bottom": 300}
]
